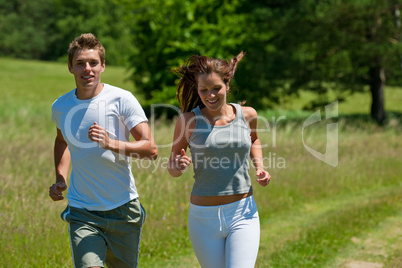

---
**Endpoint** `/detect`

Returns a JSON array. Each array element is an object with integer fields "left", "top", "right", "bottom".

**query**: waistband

[{"left": 190, "top": 195, "right": 255, "bottom": 212}]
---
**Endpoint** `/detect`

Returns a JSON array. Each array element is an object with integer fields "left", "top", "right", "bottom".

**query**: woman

[{"left": 168, "top": 52, "right": 270, "bottom": 268}]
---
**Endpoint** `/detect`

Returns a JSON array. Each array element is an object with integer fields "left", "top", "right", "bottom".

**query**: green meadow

[{"left": 0, "top": 57, "right": 401, "bottom": 267}]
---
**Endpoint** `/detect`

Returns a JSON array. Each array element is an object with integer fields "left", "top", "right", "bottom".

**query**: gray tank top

[{"left": 189, "top": 103, "right": 253, "bottom": 196}]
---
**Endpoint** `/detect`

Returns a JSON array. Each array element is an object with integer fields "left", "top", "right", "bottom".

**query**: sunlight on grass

[
  {"left": 273, "top": 86, "right": 402, "bottom": 114},
  {"left": 1, "top": 58, "right": 401, "bottom": 267}
]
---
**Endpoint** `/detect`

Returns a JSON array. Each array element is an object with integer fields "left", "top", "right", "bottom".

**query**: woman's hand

[
  {"left": 256, "top": 169, "right": 271, "bottom": 187},
  {"left": 173, "top": 149, "right": 192, "bottom": 173}
]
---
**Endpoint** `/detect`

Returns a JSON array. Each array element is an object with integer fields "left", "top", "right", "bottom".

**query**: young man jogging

[{"left": 49, "top": 33, "right": 157, "bottom": 268}]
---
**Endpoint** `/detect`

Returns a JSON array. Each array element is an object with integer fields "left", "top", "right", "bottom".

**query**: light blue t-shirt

[{"left": 51, "top": 84, "right": 147, "bottom": 211}]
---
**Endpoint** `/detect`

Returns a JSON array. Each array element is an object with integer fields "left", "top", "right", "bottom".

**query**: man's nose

[{"left": 84, "top": 62, "right": 91, "bottom": 71}]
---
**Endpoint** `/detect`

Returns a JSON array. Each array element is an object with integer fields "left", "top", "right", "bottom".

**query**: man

[{"left": 49, "top": 33, "right": 157, "bottom": 268}]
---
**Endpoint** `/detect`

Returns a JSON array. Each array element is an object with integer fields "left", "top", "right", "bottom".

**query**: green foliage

[
  {"left": 116, "top": 0, "right": 401, "bottom": 116},
  {"left": 233, "top": 0, "right": 402, "bottom": 110},
  {"left": 0, "top": 0, "right": 133, "bottom": 65},
  {"left": 0, "top": 0, "right": 56, "bottom": 59},
  {"left": 119, "top": 0, "right": 250, "bottom": 105},
  {"left": 0, "top": 0, "right": 401, "bottom": 119},
  {"left": 51, "top": 0, "right": 134, "bottom": 65}
]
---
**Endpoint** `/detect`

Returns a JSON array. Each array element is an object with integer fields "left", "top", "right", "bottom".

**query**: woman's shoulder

[
  {"left": 240, "top": 106, "right": 258, "bottom": 121},
  {"left": 179, "top": 110, "right": 196, "bottom": 120},
  {"left": 176, "top": 111, "right": 197, "bottom": 128}
]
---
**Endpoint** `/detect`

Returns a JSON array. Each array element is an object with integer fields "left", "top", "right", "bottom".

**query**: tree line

[{"left": 1, "top": 0, "right": 401, "bottom": 123}]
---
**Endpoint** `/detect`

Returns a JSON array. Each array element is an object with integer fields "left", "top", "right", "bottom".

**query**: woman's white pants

[{"left": 188, "top": 195, "right": 260, "bottom": 268}]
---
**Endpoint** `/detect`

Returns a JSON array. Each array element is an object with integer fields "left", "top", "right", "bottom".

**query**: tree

[
  {"left": 121, "top": 0, "right": 401, "bottom": 124},
  {"left": 0, "top": 0, "right": 56, "bottom": 59},
  {"left": 239, "top": 0, "right": 402, "bottom": 124},
  {"left": 0, "top": 0, "right": 133, "bottom": 65},
  {"left": 51, "top": 0, "right": 134, "bottom": 65},
  {"left": 306, "top": 0, "right": 401, "bottom": 124},
  {"left": 118, "top": 0, "right": 252, "bottom": 111}
]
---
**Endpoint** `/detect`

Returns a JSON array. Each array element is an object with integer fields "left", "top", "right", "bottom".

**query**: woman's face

[{"left": 197, "top": 72, "right": 229, "bottom": 112}]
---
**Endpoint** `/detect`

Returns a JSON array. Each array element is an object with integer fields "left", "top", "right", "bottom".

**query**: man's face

[{"left": 68, "top": 48, "right": 105, "bottom": 90}]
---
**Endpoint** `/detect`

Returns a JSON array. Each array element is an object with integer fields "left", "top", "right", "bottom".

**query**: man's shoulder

[
  {"left": 52, "top": 89, "right": 76, "bottom": 109},
  {"left": 103, "top": 84, "right": 140, "bottom": 105},
  {"left": 104, "top": 84, "right": 132, "bottom": 96}
]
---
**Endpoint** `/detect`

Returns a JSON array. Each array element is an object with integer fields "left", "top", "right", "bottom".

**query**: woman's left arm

[{"left": 243, "top": 106, "right": 271, "bottom": 187}]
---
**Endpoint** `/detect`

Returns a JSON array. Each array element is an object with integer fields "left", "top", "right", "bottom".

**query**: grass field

[{"left": 0, "top": 57, "right": 401, "bottom": 267}]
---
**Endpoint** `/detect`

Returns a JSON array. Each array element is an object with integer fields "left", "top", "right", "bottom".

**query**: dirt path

[{"left": 334, "top": 213, "right": 402, "bottom": 268}]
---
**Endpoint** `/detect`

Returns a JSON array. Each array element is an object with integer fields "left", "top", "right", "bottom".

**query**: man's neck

[{"left": 76, "top": 83, "right": 104, "bottom": 100}]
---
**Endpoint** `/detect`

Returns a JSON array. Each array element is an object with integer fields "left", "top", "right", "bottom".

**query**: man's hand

[
  {"left": 49, "top": 182, "right": 67, "bottom": 201},
  {"left": 88, "top": 122, "right": 115, "bottom": 149}
]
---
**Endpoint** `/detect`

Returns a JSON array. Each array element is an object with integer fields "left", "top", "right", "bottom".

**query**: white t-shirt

[{"left": 51, "top": 84, "right": 148, "bottom": 211}]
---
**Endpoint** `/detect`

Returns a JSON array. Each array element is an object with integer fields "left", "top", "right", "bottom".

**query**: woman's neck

[{"left": 202, "top": 103, "right": 236, "bottom": 126}]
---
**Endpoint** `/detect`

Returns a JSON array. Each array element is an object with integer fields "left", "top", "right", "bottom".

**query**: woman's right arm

[{"left": 168, "top": 113, "right": 194, "bottom": 177}]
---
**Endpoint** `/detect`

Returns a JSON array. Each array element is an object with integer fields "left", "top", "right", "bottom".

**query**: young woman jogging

[{"left": 168, "top": 52, "right": 271, "bottom": 268}]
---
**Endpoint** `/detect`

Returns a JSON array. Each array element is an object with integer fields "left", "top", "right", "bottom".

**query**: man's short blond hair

[{"left": 68, "top": 33, "right": 105, "bottom": 66}]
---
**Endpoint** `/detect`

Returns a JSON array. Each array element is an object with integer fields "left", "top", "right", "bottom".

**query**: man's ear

[
  {"left": 101, "top": 61, "right": 105, "bottom": 73},
  {"left": 68, "top": 63, "right": 73, "bottom": 74}
]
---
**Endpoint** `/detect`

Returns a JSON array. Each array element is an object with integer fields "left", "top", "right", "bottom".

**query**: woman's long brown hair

[{"left": 172, "top": 52, "right": 245, "bottom": 113}]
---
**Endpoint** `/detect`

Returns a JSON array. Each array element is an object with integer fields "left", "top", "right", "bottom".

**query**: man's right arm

[{"left": 49, "top": 128, "right": 70, "bottom": 201}]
